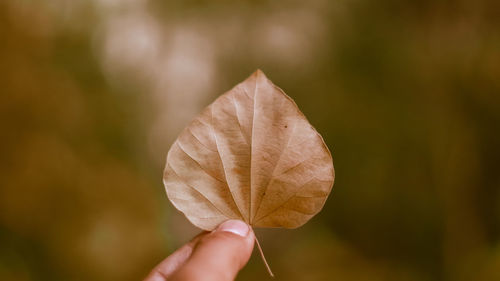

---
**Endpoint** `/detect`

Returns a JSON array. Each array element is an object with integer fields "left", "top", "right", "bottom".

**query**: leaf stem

[{"left": 254, "top": 233, "right": 275, "bottom": 277}]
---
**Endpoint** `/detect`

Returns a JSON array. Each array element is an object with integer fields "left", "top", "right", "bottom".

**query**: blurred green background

[{"left": 1, "top": 0, "right": 499, "bottom": 280}]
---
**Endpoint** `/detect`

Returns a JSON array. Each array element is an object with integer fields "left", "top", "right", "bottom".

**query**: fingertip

[
  {"left": 170, "top": 220, "right": 255, "bottom": 281},
  {"left": 216, "top": 219, "right": 251, "bottom": 237},
  {"left": 211, "top": 220, "right": 255, "bottom": 254}
]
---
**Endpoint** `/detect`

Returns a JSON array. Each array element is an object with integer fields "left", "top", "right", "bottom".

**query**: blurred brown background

[{"left": 1, "top": 0, "right": 499, "bottom": 280}]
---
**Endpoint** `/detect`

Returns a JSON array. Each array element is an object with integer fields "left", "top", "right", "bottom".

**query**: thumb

[{"left": 169, "top": 220, "right": 255, "bottom": 281}]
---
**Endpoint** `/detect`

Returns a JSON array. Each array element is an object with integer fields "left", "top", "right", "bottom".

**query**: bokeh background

[{"left": 1, "top": 0, "right": 499, "bottom": 280}]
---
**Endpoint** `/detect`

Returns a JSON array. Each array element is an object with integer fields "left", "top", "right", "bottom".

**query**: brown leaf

[{"left": 163, "top": 69, "right": 335, "bottom": 231}]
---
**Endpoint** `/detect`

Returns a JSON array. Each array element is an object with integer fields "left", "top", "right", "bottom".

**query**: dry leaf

[{"left": 163, "top": 69, "right": 334, "bottom": 275}]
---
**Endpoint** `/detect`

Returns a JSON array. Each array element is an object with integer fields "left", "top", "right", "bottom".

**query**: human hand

[{"left": 144, "top": 220, "right": 255, "bottom": 281}]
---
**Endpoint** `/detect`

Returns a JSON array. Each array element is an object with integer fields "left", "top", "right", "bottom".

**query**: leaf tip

[{"left": 253, "top": 68, "right": 265, "bottom": 78}]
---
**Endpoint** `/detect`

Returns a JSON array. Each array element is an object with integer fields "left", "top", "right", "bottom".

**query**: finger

[
  {"left": 143, "top": 232, "right": 207, "bottom": 281},
  {"left": 169, "top": 220, "right": 255, "bottom": 281}
]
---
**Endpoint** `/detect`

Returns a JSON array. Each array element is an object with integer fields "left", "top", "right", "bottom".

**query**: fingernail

[{"left": 217, "top": 220, "right": 249, "bottom": 237}]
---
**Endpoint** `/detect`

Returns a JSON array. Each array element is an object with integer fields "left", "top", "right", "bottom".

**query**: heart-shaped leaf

[{"left": 163, "top": 70, "right": 334, "bottom": 275}]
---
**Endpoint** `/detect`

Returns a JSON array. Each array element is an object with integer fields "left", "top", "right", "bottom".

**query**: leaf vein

[
  {"left": 186, "top": 126, "right": 217, "bottom": 152},
  {"left": 210, "top": 105, "right": 246, "bottom": 220},
  {"left": 252, "top": 118, "right": 297, "bottom": 221},
  {"left": 254, "top": 177, "right": 326, "bottom": 222},
  {"left": 176, "top": 141, "right": 225, "bottom": 183},
  {"left": 167, "top": 163, "right": 229, "bottom": 218},
  {"left": 231, "top": 94, "right": 250, "bottom": 146}
]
